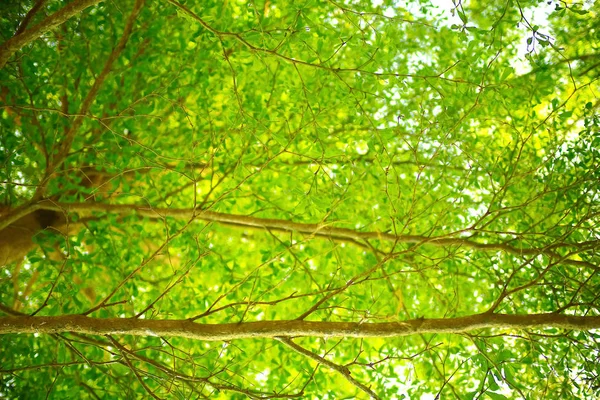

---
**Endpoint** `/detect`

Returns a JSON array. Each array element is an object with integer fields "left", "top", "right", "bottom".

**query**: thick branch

[
  {"left": 0, "top": 203, "right": 41, "bottom": 231},
  {"left": 1, "top": 313, "right": 599, "bottom": 340},
  {"left": 0, "top": 0, "right": 104, "bottom": 69}
]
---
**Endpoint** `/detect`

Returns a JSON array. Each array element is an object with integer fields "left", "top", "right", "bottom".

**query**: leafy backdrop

[{"left": 1, "top": 0, "right": 599, "bottom": 398}]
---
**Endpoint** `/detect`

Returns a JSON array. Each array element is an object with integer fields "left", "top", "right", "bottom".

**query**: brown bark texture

[
  {"left": 1, "top": 313, "right": 599, "bottom": 340},
  {"left": 0, "top": 208, "right": 67, "bottom": 266}
]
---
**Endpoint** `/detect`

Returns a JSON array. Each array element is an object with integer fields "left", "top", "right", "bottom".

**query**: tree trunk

[{"left": 0, "top": 208, "right": 66, "bottom": 266}]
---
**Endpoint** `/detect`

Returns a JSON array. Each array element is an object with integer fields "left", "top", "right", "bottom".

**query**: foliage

[{"left": 1, "top": 0, "right": 599, "bottom": 398}]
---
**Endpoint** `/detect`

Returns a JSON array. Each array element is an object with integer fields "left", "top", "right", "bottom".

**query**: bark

[
  {"left": 0, "top": 313, "right": 599, "bottom": 340},
  {"left": 15, "top": 0, "right": 49, "bottom": 35},
  {"left": 0, "top": 0, "right": 105, "bottom": 69},
  {"left": 0, "top": 207, "right": 66, "bottom": 266}
]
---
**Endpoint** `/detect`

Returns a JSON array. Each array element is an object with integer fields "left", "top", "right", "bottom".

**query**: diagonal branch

[
  {"left": 39, "top": 0, "right": 146, "bottom": 196},
  {"left": 0, "top": 0, "right": 104, "bottom": 69},
  {"left": 276, "top": 337, "right": 380, "bottom": 399},
  {"left": 108, "top": 336, "right": 162, "bottom": 400},
  {"left": 15, "top": 0, "right": 49, "bottom": 35}
]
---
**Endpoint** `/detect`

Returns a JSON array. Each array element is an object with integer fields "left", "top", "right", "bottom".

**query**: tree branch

[
  {"left": 0, "top": 0, "right": 104, "bottom": 69},
  {"left": 40, "top": 0, "right": 146, "bottom": 196},
  {"left": 15, "top": 0, "right": 49, "bottom": 35},
  {"left": 1, "top": 313, "right": 599, "bottom": 339},
  {"left": 32, "top": 200, "right": 599, "bottom": 270},
  {"left": 276, "top": 337, "right": 381, "bottom": 399}
]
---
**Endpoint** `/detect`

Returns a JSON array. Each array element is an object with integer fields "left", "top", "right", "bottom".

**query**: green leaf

[{"left": 487, "top": 392, "right": 509, "bottom": 400}]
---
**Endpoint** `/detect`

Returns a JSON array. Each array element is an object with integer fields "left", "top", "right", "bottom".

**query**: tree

[{"left": 1, "top": 0, "right": 599, "bottom": 398}]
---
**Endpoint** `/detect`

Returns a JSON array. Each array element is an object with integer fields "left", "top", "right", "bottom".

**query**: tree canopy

[{"left": 1, "top": 0, "right": 600, "bottom": 398}]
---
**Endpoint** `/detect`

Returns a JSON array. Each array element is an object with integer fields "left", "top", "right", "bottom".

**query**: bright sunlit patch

[
  {"left": 255, "top": 369, "right": 270, "bottom": 384},
  {"left": 355, "top": 140, "right": 369, "bottom": 155}
]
